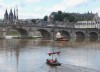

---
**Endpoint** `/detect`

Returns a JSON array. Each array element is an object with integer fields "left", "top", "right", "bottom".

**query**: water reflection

[
  {"left": 75, "top": 38, "right": 85, "bottom": 43},
  {"left": 0, "top": 39, "right": 100, "bottom": 72},
  {"left": 89, "top": 38, "right": 98, "bottom": 42}
]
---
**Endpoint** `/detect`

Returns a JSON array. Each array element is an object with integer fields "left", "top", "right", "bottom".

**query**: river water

[{"left": 0, "top": 38, "right": 100, "bottom": 72}]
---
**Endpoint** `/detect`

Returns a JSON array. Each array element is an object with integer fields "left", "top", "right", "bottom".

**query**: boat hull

[
  {"left": 46, "top": 59, "right": 61, "bottom": 66},
  {"left": 55, "top": 38, "right": 68, "bottom": 41}
]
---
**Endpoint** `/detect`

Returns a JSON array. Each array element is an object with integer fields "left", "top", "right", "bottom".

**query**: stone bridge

[{"left": 0, "top": 22, "right": 100, "bottom": 41}]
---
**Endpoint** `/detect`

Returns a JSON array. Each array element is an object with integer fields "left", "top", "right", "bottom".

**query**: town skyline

[{"left": 0, "top": 0, "right": 100, "bottom": 19}]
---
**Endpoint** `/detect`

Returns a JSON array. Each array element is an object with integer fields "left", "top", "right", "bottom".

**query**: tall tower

[
  {"left": 16, "top": 6, "right": 18, "bottom": 20},
  {"left": 9, "top": 8, "right": 13, "bottom": 22},
  {"left": 4, "top": 9, "right": 8, "bottom": 21},
  {"left": 4, "top": 6, "right": 19, "bottom": 24},
  {"left": 13, "top": 8, "right": 16, "bottom": 20}
]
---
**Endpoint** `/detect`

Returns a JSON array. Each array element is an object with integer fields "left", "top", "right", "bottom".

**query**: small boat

[
  {"left": 55, "top": 37, "right": 68, "bottom": 41},
  {"left": 46, "top": 52, "right": 61, "bottom": 66},
  {"left": 55, "top": 32, "right": 68, "bottom": 41},
  {"left": 46, "top": 29, "right": 61, "bottom": 66},
  {"left": 46, "top": 59, "right": 61, "bottom": 66}
]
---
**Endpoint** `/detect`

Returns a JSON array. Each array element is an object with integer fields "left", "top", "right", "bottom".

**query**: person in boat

[{"left": 47, "top": 59, "right": 57, "bottom": 63}]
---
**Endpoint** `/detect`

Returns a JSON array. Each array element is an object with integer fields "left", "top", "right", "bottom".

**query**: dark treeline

[
  {"left": 53, "top": 11, "right": 77, "bottom": 22},
  {"left": 43, "top": 11, "right": 77, "bottom": 22},
  {"left": 43, "top": 11, "right": 95, "bottom": 22}
]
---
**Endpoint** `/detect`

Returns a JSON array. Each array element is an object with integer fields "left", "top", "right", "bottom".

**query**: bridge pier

[
  {"left": 98, "top": 34, "right": 100, "bottom": 40},
  {"left": 28, "top": 31, "right": 33, "bottom": 38},
  {"left": 0, "top": 31, "right": 6, "bottom": 39},
  {"left": 85, "top": 31, "right": 90, "bottom": 41},
  {"left": 70, "top": 32, "right": 76, "bottom": 38}
]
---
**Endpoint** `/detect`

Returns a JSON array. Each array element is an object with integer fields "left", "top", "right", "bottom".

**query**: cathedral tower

[
  {"left": 4, "top": 9, "right": 8, "bottom": 21},
  {"left": 16, "top": 6, "right": 18, "bottom": 20},
  {"left": 4, "top": 7, "right": 19, "bottom": 23},
  {"left": 13, "top": 8, "right": 16, "bottom": 20},
  {"left": 9, "top": 8, "right": 13, "bottom": 22}
]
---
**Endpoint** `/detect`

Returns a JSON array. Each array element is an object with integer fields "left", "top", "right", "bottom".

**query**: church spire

[
  {"left": 16, "top": 5, "right": 18, "bottom": 20},
  {"left": 10, "top": 8, "right": 13, "bottom": 14},
  {"left": 14, "top": 8, "right": 16, "bottom": 20},
  {"left": 9, "top": 8, "right": 13, "bottom": 22},
  {"left": 4, "top": 8, "right": 8, "bottom": 20},
  {"left": 4, "top": 6, "right": 18, "bottom": 23}
]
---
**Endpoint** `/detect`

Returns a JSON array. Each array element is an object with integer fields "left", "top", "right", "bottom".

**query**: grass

[{"left": 6, "top": 31, "right": 20, "bottom": 36}]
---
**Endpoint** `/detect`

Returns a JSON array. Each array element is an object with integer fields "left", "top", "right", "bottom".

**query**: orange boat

[
  {"left": 46, "top": 52, "right": 61, "bottom": 66},
  {"left": 55, "top": 32, "right": 68, "bottom": 41},
  {"left": 55, "top": 37, "right": 68, "bottom": 41}
]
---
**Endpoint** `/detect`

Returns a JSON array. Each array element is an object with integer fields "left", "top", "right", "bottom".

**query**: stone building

[
  {"left": 75, "top": 21, "right": 96, "bottom": 28},
  {"left": 4, "top": 8, "right": 18, "bottom": 23},
  {"left": 74, "top": 13, "right": 100, "bottom": 29}
]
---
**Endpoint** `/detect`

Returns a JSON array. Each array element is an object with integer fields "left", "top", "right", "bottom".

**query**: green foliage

[
  {"left": 6, "top": 31, "right": 19, "bottom": 36},
  {"left": 31, "top": 19, "right": 36, "bottom": 23},
  {"left": 53, "top": 11, "right": 77, "bottom": 22},
  {"left": 43, "top": 15, "right": 48, "bottom": 21},
  {"left": 44, "top": 11, "right": 94, "bottom": 22}
]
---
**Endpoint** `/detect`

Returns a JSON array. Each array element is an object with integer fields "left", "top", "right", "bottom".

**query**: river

[{"left": 0, "top": 38, "right": 100, "bottom": 72}]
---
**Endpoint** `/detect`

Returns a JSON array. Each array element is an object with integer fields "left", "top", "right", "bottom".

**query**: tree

[
  {"left": 52, "top": 11, "right": 77, "bottom": 22},
  {"left": 53, "top": 11, "right": 63, "bottom": 21},
  {"left": 31, "top": 19, "right": 36, "bottom": 23},
  {"left": 43, "top": 15, "right": 48, "bottom": 21},
  {"left": 58, "top": 11, "right": 62, "bottom": 15}
]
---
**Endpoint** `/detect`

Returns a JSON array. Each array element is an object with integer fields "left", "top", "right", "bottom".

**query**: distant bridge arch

[
  {"left": 89, "top": 32, "right": 98, "bottom": 41},
  {"left": 37, "top": 29, "right": 51, "bottom": 40},
  {"left": 5, "top": 26, "right": 29, "bottom": 38},
  {"left": 75, "top": 31, "right": 85, "bottom": 40},
  {"left": 59, "top": 30, "right": 70, "bottom": 40}
]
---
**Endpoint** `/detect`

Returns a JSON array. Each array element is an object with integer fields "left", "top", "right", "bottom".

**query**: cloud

[
  {"left": 25, "top": 0, "right": 40, "bottom": 3},
  {"left": 31, "top": 0, "right": 88, "bottom": 17},
  {"left": 49, "top": 0, "right": 88, "bottom": 12},
  {"left": 63, "top": 0, "right": 88, "bottom": 7},
  {"left": 92, "top": 7, "right": 100, "bottom": 16},
  {"left": 18, "top": 0, "right": 89, "bottom": 18},
  {"left": 0, "top": 0, "right": 99, "bottom": 19},
  {"left": 0, "top": 0, "right": 42, "bottom": 19},
  {"left": 19, "top": 12, "right": 44, "bottom": 19}
]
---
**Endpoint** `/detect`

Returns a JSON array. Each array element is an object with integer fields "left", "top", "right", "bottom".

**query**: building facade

[
  {"left": 4, "top": 8, "right": 18, "bottom": 23},
  {"left": 75, "top": 21, "right": 96, "bottom": 28},
  {"left": 74, "top": 13, "right": 100, "bottom": 29}
]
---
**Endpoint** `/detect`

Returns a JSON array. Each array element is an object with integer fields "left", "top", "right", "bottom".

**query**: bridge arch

[
  {"left": 75, "top": 31, "right": 85, "bottom": 40},
  {"left": 89, "top": 32, "right": 98, "bottom": 41},
  {"left": 38, "top": 29, "right": 51, "bottom": 40},
  {"left": 59, "top": 30, "right": 70, "bottom": 40},
  {"left": 16, "top": 28, "right": 28, "bottom": 38},
  {"left": 6, "top": 27, "right": 28, "bottom": 38}
]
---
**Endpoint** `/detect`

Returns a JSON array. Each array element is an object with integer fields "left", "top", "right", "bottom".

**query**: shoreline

[{"left": 56, "top": 64, "right": 100, "bottom": 72}]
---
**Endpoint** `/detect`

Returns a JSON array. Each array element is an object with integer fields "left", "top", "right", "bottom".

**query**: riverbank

[
  {"left": 6, "top": 35, "right": 42, "bottom": 39},
  {"left": 39, "top": 64, "right": 100, "bottom": 72},
  {"left": 56, "top": 64, "right": 100, "bottom": 72}
]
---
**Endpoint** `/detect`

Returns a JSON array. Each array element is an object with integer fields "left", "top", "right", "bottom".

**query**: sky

[{"left": 0, "top": 0, "right": 100, "bottom": 19}]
